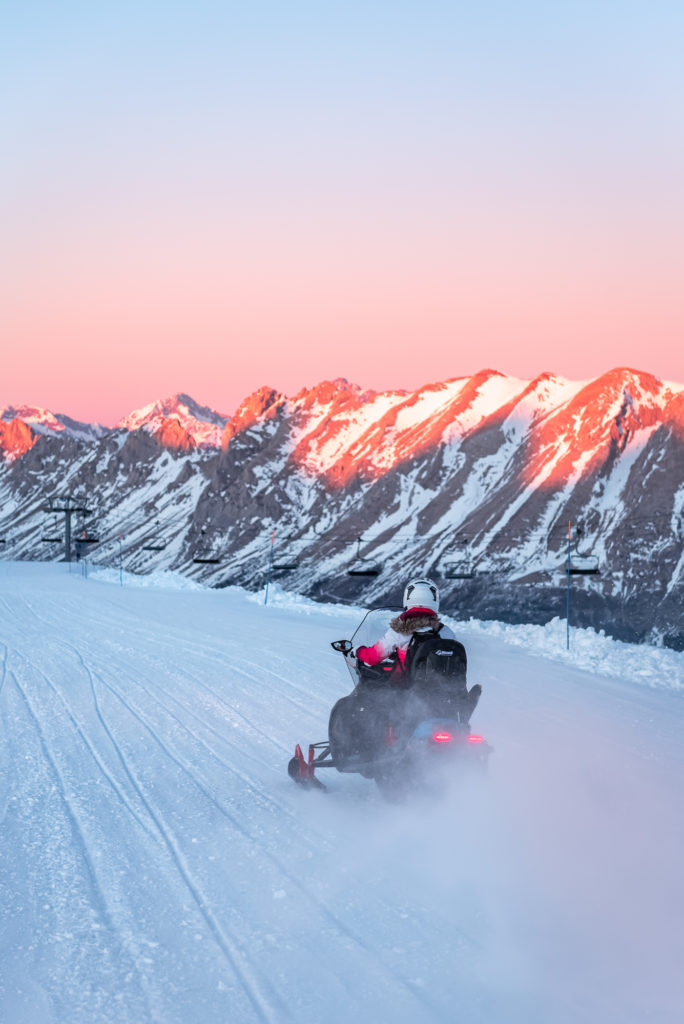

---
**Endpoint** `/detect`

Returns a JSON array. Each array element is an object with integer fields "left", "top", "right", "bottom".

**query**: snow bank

[
  {"left": 453, "top": 615, "right": 684, "bottom": 692},
  {"left": 245, "top": 582, "right": 364, "bottom": 619},
  {"left": 88, "top": 566, "right": 206, "bottom": 591}
]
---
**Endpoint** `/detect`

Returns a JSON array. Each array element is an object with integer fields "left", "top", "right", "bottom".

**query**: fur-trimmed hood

[{"left": 389, "top": 613, "right": 442, "bottom": 635}]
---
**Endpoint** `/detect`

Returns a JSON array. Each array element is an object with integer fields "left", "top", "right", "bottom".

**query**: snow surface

[{"left": 1, "top": 563, "right": 683, "bottom": 1024}]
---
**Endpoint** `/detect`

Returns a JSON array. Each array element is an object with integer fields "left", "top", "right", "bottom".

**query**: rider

[{"left": 356, "top": 577, "right": 456, "bottom": 669}]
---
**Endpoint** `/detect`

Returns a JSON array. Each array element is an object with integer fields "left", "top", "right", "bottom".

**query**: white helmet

[{"left": 403, "top": 577, "right": 439, "bottom": 614}]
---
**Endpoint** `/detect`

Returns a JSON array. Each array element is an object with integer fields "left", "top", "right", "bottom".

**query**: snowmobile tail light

[
  {"left": 432, "top": 731, "right": 453, "bottom": 743},
  {"left": 468, "top": 735, "right": 484, "bottom": 744}
]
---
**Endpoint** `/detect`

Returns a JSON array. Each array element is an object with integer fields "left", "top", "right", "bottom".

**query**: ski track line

[
  {"left": 104, "top": 664, "right": 316, "bottom": 829},
  {"left": 6, "top": 619, "right": 286, "bottom": 1021},
  {"left": 115, "top": 643, "right": 298, "bottom": 760},
  {"left": 90, "top": 661, "right": 453, "bottom": 1012},
  {"left": 0, "top": 631, "right": 14, "bottom": 829},
  {"left": 7, "top": 596, "right": 303, "bottom": 758},
  {"left": 108, "top": 665, "right": 339, "bottom": 858},
  {"left": 173, "top": 642, "right": 333, "bottom": 713},
  {"left": 139, "top": 632, "right": 337, "bottom": 731},
  {"left": 117, "top": 631, "right": 329, "bottom": 721},
  {"left": 0, "top": 639, "right": 8, "bottom": 699},
  {"left": 68, "top": 634, "right": 318, "bottom": 849},
  {"left": 137, "top": 650, "right": 313, "bottom": 760},
  {"left": 40, "top": 593, "right": 335, "bottom": 713},
  {"left": 7, "top": 667, "right": 159, "bottom": 1024},
  {"left": 9, "top": 643, "right": 161, "bottom": 845},
  {"left": 2, "top": 609, "right": 285, "bottom": 1020},
  {"left": 0, "top": 594, "right": 20, "bottom": 698},
  {"left": 52, "top": 603, "right": 329, "bottom": 769},
  {"left": 67, "top": 625, "right": 301, "bottom": 782},
  {"left": 156, "top": 628, "right": 338, "bottom": 711},
  {"left": 7, "top": 599, "right": 330, "bottom": 859},
  {"left": 31, "top": 593, "right": 331, "bottom": 726},
  {"left": 75, "top": 663, "right": 289, "bottom": 1024}
]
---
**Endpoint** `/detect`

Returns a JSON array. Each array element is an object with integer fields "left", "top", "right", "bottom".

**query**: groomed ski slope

[{"left": 0, "top": 563, "right": 683, "bottom": 1024}]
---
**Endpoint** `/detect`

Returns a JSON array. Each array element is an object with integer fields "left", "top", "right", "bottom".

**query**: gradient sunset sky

[{"left": 2, "top": 1, "right": 683, "bottom": 424}]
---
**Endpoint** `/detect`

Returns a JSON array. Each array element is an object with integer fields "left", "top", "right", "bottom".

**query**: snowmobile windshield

[
  {"left": 332, "top": 608, "right": 401, "bottom": 687},
  {"left": 351, "top": 608, "right": 400, "bottom": 651}
]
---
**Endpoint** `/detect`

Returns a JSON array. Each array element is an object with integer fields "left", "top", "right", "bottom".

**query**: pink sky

[{"left": 3, "top": 2, "right": 683, "bottom": 424}]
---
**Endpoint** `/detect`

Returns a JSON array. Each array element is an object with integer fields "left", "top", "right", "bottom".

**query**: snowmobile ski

[{"left": 287, "top": 743, "right": 328, "bottom": 791}]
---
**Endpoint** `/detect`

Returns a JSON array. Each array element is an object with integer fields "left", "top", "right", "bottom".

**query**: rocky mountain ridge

[{"left": 1, "top": 369, "right": 683, "bottom": 647}]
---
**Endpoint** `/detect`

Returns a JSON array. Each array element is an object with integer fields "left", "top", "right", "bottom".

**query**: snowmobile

[{"left": 288, "top": 608, "right": 493, "bottom": 797}]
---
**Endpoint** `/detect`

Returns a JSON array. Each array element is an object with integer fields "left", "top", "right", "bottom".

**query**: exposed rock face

[
  {"left": 152, "top": 417, "right": 196, "bottom": 452},
  {"left": 1, "top": 370, "right": 683, "bottom": 647},
  {"left": 221, "top": 387, "right": 285, "bottom": 449},
  {"left": 0, "top": 418, "right": 36, "bottom": 460}
]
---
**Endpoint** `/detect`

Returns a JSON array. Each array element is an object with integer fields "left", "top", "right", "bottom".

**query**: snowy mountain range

[{"left": 1, "top": 368, "right": 683, "bottom": 647}]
